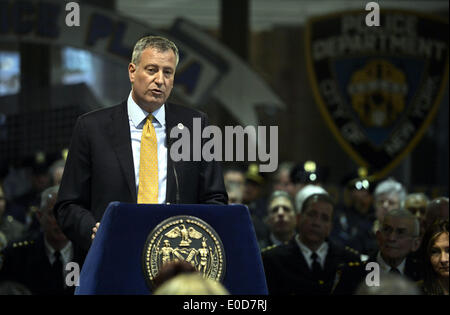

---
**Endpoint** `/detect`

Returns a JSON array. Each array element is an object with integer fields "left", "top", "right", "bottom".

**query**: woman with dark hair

[{"left": 420, "top": 220, "right": 449, "bottom": 295}]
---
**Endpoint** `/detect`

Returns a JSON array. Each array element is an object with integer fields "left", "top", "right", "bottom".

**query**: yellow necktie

[{"left": 137, "top": 115, "right": 159, "bottom": 204}]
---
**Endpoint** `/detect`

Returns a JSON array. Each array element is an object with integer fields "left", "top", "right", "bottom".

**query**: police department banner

[{"left": 306, "top": 9, "right": 449, "bottom": 179}]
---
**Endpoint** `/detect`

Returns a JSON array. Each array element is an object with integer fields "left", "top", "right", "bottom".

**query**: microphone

[{"left": 173, "top": 162, "right": 180, "bottom": 204}]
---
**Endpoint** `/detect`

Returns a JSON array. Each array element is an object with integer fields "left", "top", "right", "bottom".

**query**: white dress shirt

[
  {"left": 295, "top": 234, "right": 329, "bottom": 270},
  {"left": 127, "top": 92, "right": 167, "bottom": 204},
  {"left": 376, "top": 251, "right": 406, "bottom": 275},
  {"left": 44, "top": 238, "right": 73, "bottom": 287}
]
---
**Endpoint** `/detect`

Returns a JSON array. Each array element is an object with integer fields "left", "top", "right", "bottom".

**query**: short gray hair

[
  {"left": 383, "top": 209, "right": 420, "bottom": 237},
  {"left": 374, "top": 178, "right": 407, "bottom": 203},
  {"left": 131, "top": 36, "right": 179, "bottom": 67},
  {"left": 40, "top": 185, "right": 59, "bottom": 210}
]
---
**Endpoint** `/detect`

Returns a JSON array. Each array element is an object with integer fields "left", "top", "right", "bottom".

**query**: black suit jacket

[
  {"left": 54, "top": 101, "right": 227, "bottom": 251},
  {"left": 262, "top": 239, "right": 360, "bottom": 295},
  {"left": 334, "top": 252, "right": 424, "bottom": 295}
]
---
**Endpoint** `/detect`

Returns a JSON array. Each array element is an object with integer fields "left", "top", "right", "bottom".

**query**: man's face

[
  {"left": 224, "top": 171, "right": 245, "bottom": 204},
  {"left": 267, "top": 196, "right": 297, "bottom": 235},
  {"left": 243, "top": 181, "right": 261, "bottom": 204},
  {"left": 350, "top": 188, "right": 373, "bottom": 215},
  {"left": 129, "top": 47, "right": 176, "bottom": 112},
  {"left": 375, "top": 193, "right": 400, "bottom": 221},
  {"left": 376, "top": 216, "right": 420, "bottom": 262},
  {"left": 430, "top": 232, "right": 449, "bottom": 279},
  {"left": 297, "top": 199, "right": 333, "bottom": 246},
  {"left": 404, "top": 195, "right": 428, "bottom": 235}
]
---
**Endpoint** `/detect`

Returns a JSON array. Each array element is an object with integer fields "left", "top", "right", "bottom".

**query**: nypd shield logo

[{"left": 306, "top": 10, "right": 448, "bottom": 178}]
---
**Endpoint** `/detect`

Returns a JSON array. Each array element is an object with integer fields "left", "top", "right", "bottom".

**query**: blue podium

[{"left": 75, "top": 202, "right": 268, "bottom": 295}]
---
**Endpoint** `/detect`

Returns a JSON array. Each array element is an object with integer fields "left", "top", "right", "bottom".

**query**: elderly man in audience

[
  {"left": 374, "top": 209, "right": 423, "bottom": 279},
  {"left": 335, "top": 209, "right": 423, "bottom": 294}
]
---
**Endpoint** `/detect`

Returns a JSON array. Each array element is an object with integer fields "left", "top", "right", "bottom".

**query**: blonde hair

[{"left": 153, "top": 273, "right": 229, "bottom": 295}]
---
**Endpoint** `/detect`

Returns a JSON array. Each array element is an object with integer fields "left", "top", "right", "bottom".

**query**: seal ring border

[{"left": 141, "top": 215, "right": 227, "bottom": 290}]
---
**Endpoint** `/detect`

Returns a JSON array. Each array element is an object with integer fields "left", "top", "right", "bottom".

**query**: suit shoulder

[
  {"left": 1, "top": 239, "right": 37, "bottom": 265},
  {"left": 330, "top": 243, "right": 361, "bottom": 262},
  {"left": 8, "top": 239, "right": 36, "bottom": 251},
  {"left": 78, "top": 102, "right": 124, "bottom": 122},
  {"left": 261, "top": 244, "right": 278, "bottom": 254},
  {"left": 167, "top": 103, "right": 206, "bottom": 119},
  {"left": 261, "top": 243, "right": 293, "bottom": 258}
]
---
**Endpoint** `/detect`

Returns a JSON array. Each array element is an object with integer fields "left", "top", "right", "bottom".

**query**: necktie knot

[
  {"left": 54, "top": 251, "right": 61, "bottom": 263},
  {"left": 311, "top": 252, "right": 319, "bottom": 261},
  {"left": 390, "top": 267, "right": 400, "bottom": 274}
]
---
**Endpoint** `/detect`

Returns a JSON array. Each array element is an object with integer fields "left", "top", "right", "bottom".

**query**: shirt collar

[
  {"left": 44, "top": 237, "right": 73, "bottom": 258},
  {"left": 127, "top": 91, "right": 166, "bottom": 128},
  {"left": 376, "top": 251, "right": 407, "bottom": 274},
  {"left": 295, "top": 234, "right": 329, "bottom": 262}
]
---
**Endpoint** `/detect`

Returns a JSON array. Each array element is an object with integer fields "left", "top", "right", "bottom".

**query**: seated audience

[
  {"left": 262, "top": 185, "right": 360, "bottom": 295},
  {"left": 0, "top": 186, "right": 85, "bottom": 295},
  {"left": 335, "top": 209, "right": 423, "bottom": 294}
]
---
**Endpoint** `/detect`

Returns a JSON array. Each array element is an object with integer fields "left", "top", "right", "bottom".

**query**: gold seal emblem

[{"left": 142, "top": 215, "right": 226, "bottom": 288}]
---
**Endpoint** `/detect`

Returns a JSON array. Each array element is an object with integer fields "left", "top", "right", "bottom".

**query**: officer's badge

[
  {"left": 142, "top": 215, "right": 226, "bottom": 289},
  {"left": 305, "top": 9, "right": 448, "bottom": 179}
]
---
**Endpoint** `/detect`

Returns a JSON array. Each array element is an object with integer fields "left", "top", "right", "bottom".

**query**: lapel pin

[{"left": 177, "top": 123, "right": 184, "bottom": 130}]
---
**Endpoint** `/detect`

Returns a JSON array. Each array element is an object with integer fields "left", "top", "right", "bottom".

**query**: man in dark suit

[
  {"left": 54, "top": 36, "right": 227, "bottom": 253},
  {"left": 1, "top": 186, "right": 85, "bottom": 295},
  {"left": 334, "top": 209, "right": 423, "bottom": 294},
  {"left": 262, "top": 185, "right": 360, "bottom": 295}
]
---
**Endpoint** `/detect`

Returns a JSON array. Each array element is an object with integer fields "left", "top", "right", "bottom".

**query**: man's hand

[{"left": 91, "top": 222, "right": 100, "bottom": 240}]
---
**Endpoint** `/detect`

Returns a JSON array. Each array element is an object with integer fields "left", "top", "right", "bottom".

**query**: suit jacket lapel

[{"left": 109, "top": 102, "right": 137, "bottom": 201}]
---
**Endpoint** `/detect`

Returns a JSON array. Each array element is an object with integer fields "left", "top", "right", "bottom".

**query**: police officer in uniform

[
  {"left": 0, "top": 186, "right": 85, "bottom": 295},
  {"left": 262, "top": 185, "right": 360, "bottom": 295}
]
